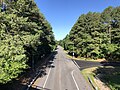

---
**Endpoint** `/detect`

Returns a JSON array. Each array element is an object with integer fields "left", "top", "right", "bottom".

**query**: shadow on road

[
  {"left": 0, "top": 51, "right": 58, "bottom": 90},
  {"left": 100, "top": 61, "right": 120, "bottom": 66},
  {"left": 30, "top": 85, "right": 51, "bottom": 90},
  {"left": 75, "top": 60, "right": 120, "bottom": 70},
  {"left": 0, "top": 80, "right": 27, "bottom": 90},
  {"left": 75, "top": 60, "right": 101, "bottom": 70},
  {"left": 75, "top": 59, "right": 120, "bottom": 89},
  {"left": 37, "top": 51, "right": 57, "bottom": 78}
]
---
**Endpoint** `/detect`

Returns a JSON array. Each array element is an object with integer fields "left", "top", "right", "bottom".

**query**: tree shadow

[
  {"left": 75, "top": 59, "right": 120, "bottom": 70},
  {"left": 75, "top": 60, "right": 101, "bottom": 70},
  {"left": 0, "top": 80, "right": 28, "bottom": 90},
  {"left": 30, "top": 85, "right": 51, "bottom": 90},
  {"left": 37, "top": 51, "right": 57, "bottom": 77},
  {"left": 93, "top": 65, "right": 120, "bottom": 90},
  {"left": 0, "top": 51, "right": 58, "bottom": 90},
  {"left": 100, "top": 61, "right": 120, "bottom": 67},
  {"left": 0, "top": 79, "right": 51, "bottom": 90}
]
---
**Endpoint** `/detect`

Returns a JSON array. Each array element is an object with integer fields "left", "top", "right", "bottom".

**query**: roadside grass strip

[
  {"left": 81, "top": 67, "right": 99, "bottom": 90},
  {"left": 64, "top": 50, "right": 105, "bottom": 62},
  {"left": 81, "top": 66, "right": 120, "bottom": 90}
]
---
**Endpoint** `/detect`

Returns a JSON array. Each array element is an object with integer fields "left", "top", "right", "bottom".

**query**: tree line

[
  {"left": 0, "top": 0, "right": 56, "bottom": 84},
  {"left": 60, "top": 6, "right": 120, "bottom": 61}
]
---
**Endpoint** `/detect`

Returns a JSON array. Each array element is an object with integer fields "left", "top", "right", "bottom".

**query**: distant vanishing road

[{"left": 31, "top": 46, "right": 92, "bottom": 90}]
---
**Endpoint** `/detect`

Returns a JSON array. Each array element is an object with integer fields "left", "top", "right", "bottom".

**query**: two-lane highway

[{"left": 32, "top": 46, "right": 92, "bottom": 90}]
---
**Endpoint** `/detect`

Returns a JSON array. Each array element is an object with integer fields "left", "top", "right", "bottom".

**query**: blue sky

[{"left": 34, "top": 0, "right": 120, "bottom": 40}]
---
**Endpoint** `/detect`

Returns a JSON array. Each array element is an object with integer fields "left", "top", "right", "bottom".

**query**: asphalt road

[
  {"left": 31, "top": 46, "right": 92, "bottom": 90},
  {"left": 75, "top": 58, "right": 120, "bottom": 70},
  {"left": 75, "top": 60, "right": 101, "bottom": 70}
]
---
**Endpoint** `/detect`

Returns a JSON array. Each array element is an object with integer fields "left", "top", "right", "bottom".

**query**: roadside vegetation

[
  {"left": 59, "top": 6, "right": 120, "bottom": 62},
  {"left": 81, "top": 67, "right": 99, "bottom": 90},
  {"left": 82, "top": 66, "right": 120, "bottom": 90},
  {"left": 59, "top": 6, "right": 120, "bottom": 90},
  {"left": 0, "top": 0, "right": 56, "bottom": 84},
  {"left": 65, "top": 50, "right": 104, "bottom": 62}
]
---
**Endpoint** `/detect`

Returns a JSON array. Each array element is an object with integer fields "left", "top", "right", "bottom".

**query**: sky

[{"left": 34, "top": 0, "right": 120, "bottom": 40}]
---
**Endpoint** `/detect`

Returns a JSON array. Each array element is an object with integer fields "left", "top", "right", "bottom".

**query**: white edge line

[
  {"left": 26, "top": 71, "right": 41, "bottom": 90},
  {"left": 43, "top": 68, "right": 52, "bottom": 88},
  {"left": 73, "top": 60, "right": 80, "bottom": 69},
  {"left": 71, "top": 70, "right": 80, "bottom": 90}
]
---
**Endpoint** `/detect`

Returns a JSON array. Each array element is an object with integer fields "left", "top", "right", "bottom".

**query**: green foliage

[
  {"left": 62, "top": 6, "right": 120, "bottom": 61},
  {"left": 0, "top": 35, "right": 28, "bottom": 83},
  {"left": 0, "top": 0, "right": 56, "bottom": 84}
]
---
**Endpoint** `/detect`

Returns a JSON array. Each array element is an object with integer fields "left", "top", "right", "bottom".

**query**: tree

[
  {"left": 0, "top": 0, "right": 56, "bottom": 84},
  {"left": 62, "top": 6, "right": 120, "bottom": 61}
]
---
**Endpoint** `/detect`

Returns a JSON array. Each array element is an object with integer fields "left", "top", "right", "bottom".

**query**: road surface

[
  {"left": 75, "top": 58, "right": 120, "bottom": 70},
  {"left": 31, "top": 46, "right": 92, "bottom": 90},
  {"left": 75, "top": 60, "right": 101, "bottom": 70}
]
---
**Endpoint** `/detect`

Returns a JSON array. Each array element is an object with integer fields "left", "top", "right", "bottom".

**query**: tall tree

[
  {"left": 0, "top": 0, "right": 56, "bottom": 84},
  {"left": 62, "top": 6, "right": 120, "bottom": 61}
]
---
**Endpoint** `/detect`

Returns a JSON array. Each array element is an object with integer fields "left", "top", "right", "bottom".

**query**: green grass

[
  {"left": 95, "top": 66, "right": 120, "bottom": 90},
  {"left": 64, "top": 50, "right": 105, "bottom": 62},
  {"left": 81, "top": 67, "right": 99, "bottom": 90},
  {"left": 82, "top": 66, "right": 120, "bottom": 90}
]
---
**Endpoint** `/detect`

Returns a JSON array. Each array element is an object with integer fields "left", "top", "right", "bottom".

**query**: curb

[
  {"left": 88, "top": 76, "right": 98, "bottom": 90},
  {"left": 25, "top": 52, "right": 54, "bottom": 90},
  {"left": 72, "top": 59, "right": 98, "bottom": 90},
  {"left": 72, "top": 59, "right": 81, "bottom": 69},
  {"left": 26, "top": 71, "right": 41, "bottom": 90}
]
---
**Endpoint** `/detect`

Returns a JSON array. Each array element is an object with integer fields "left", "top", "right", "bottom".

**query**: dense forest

[
  {"left": 60, "top": 6, "right": 120, "bottom": 61},
  {"left": 0, "top": 0, "right": 56, "bottom": 84}
]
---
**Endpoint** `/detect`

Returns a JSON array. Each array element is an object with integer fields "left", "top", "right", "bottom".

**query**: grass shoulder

[
  {"left": 64, "top": 50, "right": 105, "bottom": 62},
  {"left": 81, "top": 67, "right": 99, "bottom": 90},
  {"left": 81, "top": 66, "right": 120, "bottom": 90}
]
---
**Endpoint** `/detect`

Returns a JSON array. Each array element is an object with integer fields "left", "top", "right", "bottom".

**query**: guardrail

[
  {"left": 26, "top": 71, "right": 41, "bottom": 90},
  {"left": 25, "top": 53, "right": 53, "bottom": 90},
  {"left": 88, "top": 76, "right": 98, "bottom": 90}
]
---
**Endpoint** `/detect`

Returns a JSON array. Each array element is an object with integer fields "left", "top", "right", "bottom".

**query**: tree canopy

[
  {"left": 0, "top": 0, "right": 56, "bottom": 84},
  {"left": 60, "top": 6, "right": 120, "bottom": 61}
]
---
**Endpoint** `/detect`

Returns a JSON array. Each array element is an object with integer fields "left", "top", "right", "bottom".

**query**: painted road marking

[
  {"left": 43, "top": 67, "right": 52, "bottom": 88},
  {"left": 73, "top": 60, "right": 81, "bottom": 69},
  {"left": 71, "top": 70, "right": 80, "bottom": 90}
]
